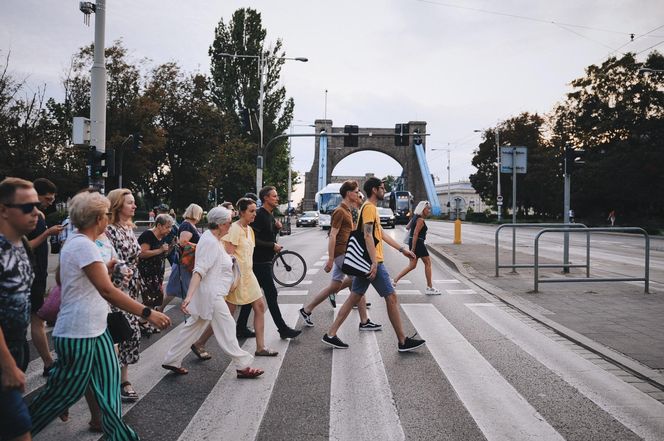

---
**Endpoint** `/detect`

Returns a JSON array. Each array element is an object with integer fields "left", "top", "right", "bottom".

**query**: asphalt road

[{"left": 28, "top": 225, "right": 664, "bottom": 440}]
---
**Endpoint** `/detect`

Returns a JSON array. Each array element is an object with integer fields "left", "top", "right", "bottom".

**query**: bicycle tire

[{"left": 272, "top": 250, "right": 307, "bottom": 287}]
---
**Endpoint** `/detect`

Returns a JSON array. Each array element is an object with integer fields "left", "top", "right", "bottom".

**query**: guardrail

[
  {"left": 534, "top": 227, "right": 650, "bottom": 293},
  {"left": 495, "top": 223, "right": 588, "bottom": 276}
]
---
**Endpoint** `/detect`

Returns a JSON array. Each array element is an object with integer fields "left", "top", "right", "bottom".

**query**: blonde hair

[
  {"left": 107, "top": 188, "right": 133, "bottom": 225},
  {"left": 414, "top": 200, "right": 430, "bottom": 216},
  {"left": 69, "top": 191, "right": 110, "bottom": 230},
  {"left": 183, "top": 203, "right": 203, "bottom": 222}
]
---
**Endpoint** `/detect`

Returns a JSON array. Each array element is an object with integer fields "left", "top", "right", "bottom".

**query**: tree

[{"left": 208, "top": 8, "right": 295, "bottom": 197}]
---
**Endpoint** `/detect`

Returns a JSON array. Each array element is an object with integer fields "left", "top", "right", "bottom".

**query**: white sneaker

[{"left": 425, "top": 287, "right": 442, "bottom": 295}]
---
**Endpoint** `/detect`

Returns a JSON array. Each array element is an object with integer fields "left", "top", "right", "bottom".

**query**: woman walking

[
  {"left": 161, "top": 206, "right": 263, "bottom": 378},
  {"left": 393, "top": 201, "right": 442, "bottom": 295},
  {"left": 138, "top": 214, "right": 174, "bottom": 309},
  {"left": 29, "top": 191, "right": 170, "bottom": 441},
  {"left": 105, "top": 189, "right": 144, "bottom": 402}
]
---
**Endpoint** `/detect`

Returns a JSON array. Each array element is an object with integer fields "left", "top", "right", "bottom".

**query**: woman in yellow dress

[{"left": 223, "top": 198, "right": 278, "bottom": 356}]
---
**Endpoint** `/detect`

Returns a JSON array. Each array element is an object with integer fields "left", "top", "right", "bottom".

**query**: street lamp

[
  {"left": 431, "top": 148, "right": 452, "bottom": 217},
  {"left": 639, "top": 67, "right": 664, "bottom": 74},
  {"left": 216, "top": 52, "right": 308, "bottom": 192},
  {"left": 475, "top": 126, "right": 502, "bottom": 221}
]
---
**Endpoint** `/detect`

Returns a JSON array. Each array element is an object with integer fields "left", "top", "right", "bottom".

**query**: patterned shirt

[{"left": 0, "top": 234, "right": 34, "bottom": 343}]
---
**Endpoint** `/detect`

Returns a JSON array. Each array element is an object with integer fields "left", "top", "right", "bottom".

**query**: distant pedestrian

[
  {"left": 608, "top": 210, "right": 616, "bottom": 226},
  {"left": 393, "top": 201, "right": 441, "bottom": 295},
  {"left": 148, "top": 209, "right": 155, "bottom": 224}
]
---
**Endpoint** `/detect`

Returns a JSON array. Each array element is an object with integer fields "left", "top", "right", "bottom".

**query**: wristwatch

[
  {"left": 398, "top": 246, "right": 404, "bottom": 253},
  {"left": 141, "top": 307, "right": 152, "bottom": 318}
]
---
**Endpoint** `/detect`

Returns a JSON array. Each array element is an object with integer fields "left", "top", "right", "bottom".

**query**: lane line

[
  {"left": 307, "top": 269, "right": 320, "bottom": 275},
  {"left": 396, "top": 280, "right": 412, "bottom": 285},
  {"left": 396, "top": 289, "right": 422, "bottom": 295},
  {"left": 177, "top": 305, "right": 300, "bottom": 441},
  {"left": 467, "top": 303, "right": 664, "bottom": 441},
  {"left": 278, "top": 290, "right": 309, "bottom": 296},
  {"left": 445, "top": 289, "right": 477, "bottom": 295},
  {"left": 314, "top": 261, "right": 325, "bottom": 267},
  {"left": 433, "top": 279, "right": 461, "bottom": 284},
  {"left": 402, "top": 304, "right": 564, "bottom": 441}
]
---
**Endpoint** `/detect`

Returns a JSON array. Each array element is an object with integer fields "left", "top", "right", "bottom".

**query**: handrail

[
  {"left": 495, "top": 223, "right": 587, "bottom": 276},
  {"left": 533, "top": 227, "right": 650, "bottom": 293}
]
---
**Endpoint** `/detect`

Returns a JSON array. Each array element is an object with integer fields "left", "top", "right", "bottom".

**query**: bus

[
  {"left": 381, "top": 190, "right": 413, "bottom": 224},
  {"left": 315, "top": 183, "right": 343, "bottom": 230}
]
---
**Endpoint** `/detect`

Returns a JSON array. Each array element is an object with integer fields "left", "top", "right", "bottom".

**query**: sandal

[
  {"left": 236, "top": 367, "right": 264, "bottom": 379},
  {"left": 120, "top": 381, "right": 139, "bottom": 402},
  {"left": 162, "top": 364, "right": 189, "bottom": 375},
  {"left": 191, "top": 344, "right": 212, "bottom": 360},
  {"left": 255, "top": 348, "right": 279, "bottom": 357},
  {"left": 59, "top": 409, "right": 69, "bottom": 422}
]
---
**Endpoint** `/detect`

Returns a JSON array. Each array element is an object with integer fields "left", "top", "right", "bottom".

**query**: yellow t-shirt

[{"left": 358, "top": 202, "right": 383, "bottom": 263}]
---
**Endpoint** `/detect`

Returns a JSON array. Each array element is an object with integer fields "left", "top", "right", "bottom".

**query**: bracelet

[{"left": 398, "top": 246, "right": 404, "bottom": 253}]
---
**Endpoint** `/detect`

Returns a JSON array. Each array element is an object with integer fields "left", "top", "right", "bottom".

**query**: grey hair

[
  {"left": 207, "top": 206, "right": 231, "bottom": 229},
  {"left": 155, "top": 213, "right": 174, "bottom": 227},
  {"left": 414, "top": 200, "right": 430, "bottom": 216}
]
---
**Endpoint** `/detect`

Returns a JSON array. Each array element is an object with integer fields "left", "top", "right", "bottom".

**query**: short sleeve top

[
  {"left": 179, "top": 221, "right": 201, "bottom": 244},
  {"left": 331, "top": 202, "right": 354, "bottom": 258},
  {"left": 358, "top": 203, "right": 383, "bottom": 262},
  {"left": 138, "top": 229, "right": 162, "bottom": 249},
  {"left": 0, "top": 235, "right": 34, "bottom": 343}
]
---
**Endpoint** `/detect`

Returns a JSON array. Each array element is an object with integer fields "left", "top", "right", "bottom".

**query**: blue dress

[{"left": 165, "top": 221, "right": 200, "bottom": 299}]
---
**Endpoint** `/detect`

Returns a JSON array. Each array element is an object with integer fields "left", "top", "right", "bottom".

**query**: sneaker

[
  {"left": 322, "top": 333, "right": 349, "bottom": 349},
  {"left": 352, "top": 302, "right": 371, "bottom": 309},
  {"left": 299, "top": 308, "right": 314, "bottom": 327},
  {"left": 328, "top": 293, "right": 336, "bottom": 308},
  {"left": 279, "top": 327, "right": 302, "bottom": 340},
  {"left": 359, "top": 319, "right": 382, "bottom": 331},
  {"left": 425, "top": 287, "right": 442, "bottom": 295},
  {"left": 398, "top": 333, "right": 426, "bottom": 352}
]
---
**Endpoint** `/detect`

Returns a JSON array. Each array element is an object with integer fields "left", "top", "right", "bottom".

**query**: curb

[{"left": 426, "top": 243, "right": 664, "bottom": 390}]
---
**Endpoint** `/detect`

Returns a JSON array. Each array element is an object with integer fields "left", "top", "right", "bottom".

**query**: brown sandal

[
  {"left": 162, "top": 364, "right": 189, "bottom": 375},
  {"left": 191, "top": 344, "right": 212, "bottom": 360},
  {"left": 255, "top": 348, "right": 279, "bottom": 357},
  {"left": 236, "top": 367, "right": 264, "bottom": 379}
]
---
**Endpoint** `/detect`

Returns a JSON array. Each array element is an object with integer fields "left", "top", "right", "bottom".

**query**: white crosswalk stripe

[{"left": 445, "top": 289, "right": 478, "bottom": 295}]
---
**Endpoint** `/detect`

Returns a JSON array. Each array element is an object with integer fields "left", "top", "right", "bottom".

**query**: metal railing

[
  {"left": 495, "top": 223, "right": 588, "bottom": 276},
  {"left": 534, "top": 227, "right": 650, "bottom": 293}
]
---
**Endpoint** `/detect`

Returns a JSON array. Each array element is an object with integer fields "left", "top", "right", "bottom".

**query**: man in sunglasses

[
  {"left": 26, "top": 178, "right": 64, "bottom": 377},
  {"left": 0, "top": 177, "right": 40, "bottom": 441}
]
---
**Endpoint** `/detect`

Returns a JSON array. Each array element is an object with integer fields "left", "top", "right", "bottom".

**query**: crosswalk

[{"left": 25, "top": 251, "right": 664, "bottom": 441}]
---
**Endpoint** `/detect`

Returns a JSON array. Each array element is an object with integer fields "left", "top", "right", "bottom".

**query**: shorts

[
  {"left": 331, "top": 255, "right": 348, "bottom": 282},
  {"left": 30, "top": 279, "right": 47, "bottom": 313},
  {"left": 0, "top": 388, "right": 32, "bottom": 440},
  {"left": 351, "top": 263, "right": 394, "bottom": 298},
  {"left": 408, "top": 239, "right": 429, "bottom": 258}
]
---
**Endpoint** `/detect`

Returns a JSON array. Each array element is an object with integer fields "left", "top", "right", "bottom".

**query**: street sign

[
  {"left": 500, "top": 146, "right": 527, "bottom": 174},
  {"left": 497, "top": 195, "right": 503, "bottom": 202}
]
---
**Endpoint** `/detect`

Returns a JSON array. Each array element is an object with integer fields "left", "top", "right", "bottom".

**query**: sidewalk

[{"left": 426, "top": 240, "right": 664, "bottom": 388}]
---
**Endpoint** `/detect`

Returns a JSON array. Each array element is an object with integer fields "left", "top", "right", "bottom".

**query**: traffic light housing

[
  {"left": 132, "top": 133, "right": 143, "bottom": 150},
  {"left": 88, "top": 146, "right": 108, "bottom": 178},
  {"left": 240, "top": 108, "right": 253, "bottom": 134},
  {"left": 343, "top": 125, "right": 358, "bottom": 147},
  {"left": 394, "top": 123, "right": 409, "bottom": 146},
  {"left": 564, "top": 146, "right": 585, "bottom": 173}
]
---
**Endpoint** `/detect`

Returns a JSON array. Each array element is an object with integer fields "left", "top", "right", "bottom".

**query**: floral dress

[{"left": 105, "top": 223, "right": 143, "bottom": 366}]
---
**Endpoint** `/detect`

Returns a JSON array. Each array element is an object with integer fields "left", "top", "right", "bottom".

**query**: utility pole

[
  {"left": 563, "top": 146, "right": 572, "bottom": 273},
  {"left": 496, "top": 128, "right": 502, "bottom": 222}
]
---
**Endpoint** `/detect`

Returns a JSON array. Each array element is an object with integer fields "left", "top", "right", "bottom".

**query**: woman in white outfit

[{"left": 161, "top": 206, "right": 264, "bottom": 378}]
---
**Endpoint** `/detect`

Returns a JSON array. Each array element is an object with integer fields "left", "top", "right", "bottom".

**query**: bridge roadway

[{"left": 26, "top": 225, "right": 664, "bottom": 440}]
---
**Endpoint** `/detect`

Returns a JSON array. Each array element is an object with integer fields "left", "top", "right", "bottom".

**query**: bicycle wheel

[{"left": 272, "top": 250, "right": 307, "bottom": 287}]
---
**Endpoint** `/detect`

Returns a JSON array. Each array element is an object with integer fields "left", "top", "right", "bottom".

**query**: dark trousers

[{"left": 237, "top": 262, "right": 287, "bottom": 332}]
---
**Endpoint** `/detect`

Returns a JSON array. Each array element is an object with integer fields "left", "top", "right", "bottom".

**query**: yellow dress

[{"left": 223, "top": 221, "right": 263, "bottom": 305}]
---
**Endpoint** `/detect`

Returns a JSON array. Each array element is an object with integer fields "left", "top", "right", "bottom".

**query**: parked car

[
  {"left": 378, "top": 207, "right": 396, "bottom": 229},
  {"left": 296, "top": 211, "right": 319, "bottom": 227}
]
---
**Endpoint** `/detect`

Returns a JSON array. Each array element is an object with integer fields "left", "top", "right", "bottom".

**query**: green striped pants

[{"left": 29, "top": 330, "right": 139, "bottom": 441}]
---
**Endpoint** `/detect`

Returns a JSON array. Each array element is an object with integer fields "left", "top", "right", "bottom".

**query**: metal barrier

[
  {"left": 534, "top": 227, "right": 650, "bottom": 293},
  {"left": 495, "top": 223, "right": 588, "bottom": 276}
]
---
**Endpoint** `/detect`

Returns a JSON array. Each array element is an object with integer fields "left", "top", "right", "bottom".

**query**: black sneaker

[
  {"left": 236, "top": 327, "right": 256, "bottom": 339},
  {"left": 352, "top": 302, "right": 371, "bottom": 309},
  {"left": 398, "top": 333, "right": 426, "bottom": 352},
  {"left": 322, "top": 333, "right": 349, "bottom": 349},
  {"left": 359, "top": 319, "right": 382, "bottom": 331},
  {"left": 279, "top": 327, "right": 302, "bottom": 340},
  {"left": 328, "top": 293, "right": 336, "bottom": 308},
  {"left": 299, "top": 308, "right": 314, "bottom": 327}
]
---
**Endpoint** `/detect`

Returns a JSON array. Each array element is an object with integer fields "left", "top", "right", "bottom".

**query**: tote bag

[{"left": 342, "top": 203, "right": 378, "bottom": 278}]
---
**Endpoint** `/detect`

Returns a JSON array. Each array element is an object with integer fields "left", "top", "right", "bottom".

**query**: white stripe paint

[
  {"left": 278, "top": 290, "right": 309, "bottom": 296},
  {"left": 306, "top": 268, "right": 320, "bottom": 275},
  {"left": 396, "top": 279, "right": 412, "bottom": 284},
  {"left": 330, "top": 308, "right": 405, "bottom": 441},
  {"left": 467, "top": 303, "right": 664, "bottom": 441},
  {"left": 319, "top": 256, "right": 329, "bottom": 260},
  {"left": 314, "top": 261, "right": 325, "bottom": 267},
  {"left": 298, "top": 280, "right": 313, "bottom": 285},
  {"left": 433, "top": 279, "right": 461, "bottom": 284},
  {"left": 396, "top": 289, "right": 422, "bottom": 295},
  {"left": 177, "top": 305, "right": 300, "bottom": 441},
  {"left": 402, "top": 304, "right": 564, "bottom": 441},
  {"left": 445, "top": 289, "right": 477, "bottom": 295}
]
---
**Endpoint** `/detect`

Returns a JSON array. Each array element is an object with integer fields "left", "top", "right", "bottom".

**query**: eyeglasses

[{"left": 3, "top": 202, "right": 40, "bottom": 214}]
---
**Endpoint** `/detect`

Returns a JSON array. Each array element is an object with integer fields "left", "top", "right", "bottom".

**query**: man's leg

[
  {"left": 236, "top": 304, "right": 253, "bottom": 332},
  {"left": 254, "top": 263, "right": 296, "bottom": 336},
  {"left": 304, "top": 280, "right": 342, "bottom": 314},
  {"left": 327, "top": 292, "right": 363, "bottom": 337},
  {"left": 384, "top": 293, "right": 406, "bottom": 344}
]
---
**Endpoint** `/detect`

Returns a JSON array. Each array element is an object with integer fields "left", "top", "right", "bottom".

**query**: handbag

[
  {"left": 179, "top": 242, "right": 197, "bottom": 273},
  {"left": 107, "top": 311, "right": 134, "bottom": 344},
  {"left": 342, "top": 203, "right": 378, "bottom": 278},
  {"left": 37, "top": 285, "right": 62, "bottom": 323}
]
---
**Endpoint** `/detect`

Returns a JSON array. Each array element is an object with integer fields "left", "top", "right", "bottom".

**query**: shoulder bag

[{"left": 341, "top": 203, "right": 378, "bottom": 278}]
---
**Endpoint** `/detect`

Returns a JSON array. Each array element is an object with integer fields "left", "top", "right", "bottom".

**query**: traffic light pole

[{"left": 563, "top": 150, "right": 571, "bottom": 273}]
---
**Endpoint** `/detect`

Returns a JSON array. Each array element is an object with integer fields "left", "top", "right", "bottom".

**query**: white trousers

[{"left": 163, "top": 296, "right": 253, "bottom": 370}]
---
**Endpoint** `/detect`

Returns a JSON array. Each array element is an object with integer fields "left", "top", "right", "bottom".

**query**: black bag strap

[
  {"left": 355, "top": 203, "right": 378, "bottom": 245},
  {"left": 20, "top": 235, "right": 36, "bottom": 269}
]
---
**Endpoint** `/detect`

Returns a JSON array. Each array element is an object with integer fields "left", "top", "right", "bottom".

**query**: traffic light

[
  {"left": 132, "top": 133, "right": 143, "bottom": 150},
  {"left": 88, "top": 146, "right": 108, "bottom": 178},
  {"left": 106, "top": 147, "right": 116, "bottom": 177},
  {"left": 240, "top": 108, "right": 253, "bottom": 134},
  {"left": 343, "top": 125, "right": 358, "bottom": 147},
  {"left": 394, "top": 123, "right": 409, "bottom": 146},
  {"left": 564, "top": 146, "right": 585, "bottom": 173}
]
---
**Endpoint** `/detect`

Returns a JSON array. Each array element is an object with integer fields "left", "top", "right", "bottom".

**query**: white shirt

[{"left": 53, "top": 233, "right": 111, "bottom": 338}]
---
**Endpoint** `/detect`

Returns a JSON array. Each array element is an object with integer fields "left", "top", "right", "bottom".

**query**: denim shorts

[
  {"left": 351, "top": 262, "right": 394, "bottom": 297},
  {"left": 0, "top": 387, "right": 31, "bottom": 439},
  {"left": 331, "top": 255, "right": 347, "bottom": 282}
]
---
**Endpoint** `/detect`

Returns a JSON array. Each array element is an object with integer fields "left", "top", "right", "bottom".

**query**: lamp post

[
  {"left": 216, "top": 52, "right": 308, "bottom": 192},
  {"left": 639, "top": 67, "right": 664, "bottom": 74},
  {"left": 431, "top": 148, "right": 451, "bottom": 217},
  {"left": 475, "top": 127, "right": 502, "bottom": 221}
]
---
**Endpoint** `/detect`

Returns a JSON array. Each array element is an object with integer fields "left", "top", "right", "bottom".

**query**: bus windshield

[
  {"left": 319, "top": 192, "right": 342, "bottom": 214},
  {"left": 395, "top": 194, "right": 410, "bottom": 211}
]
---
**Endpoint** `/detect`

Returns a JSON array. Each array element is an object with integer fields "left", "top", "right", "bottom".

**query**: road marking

[
  {"left": 314, "top": 261, "right": 325, "bottom": 267},
  {"left": 402, "top": 304, "right": 564, "bottom": 441},
  {"left": 319, "top": 256, "right": 329, "bottom": 261},
  {"left": 434, "top": 279, "right": 461, "bottom": 284},
  {"left": 445, "top": 289, "right": 477, "bottom": 295},
  {"left": 467, "top": 303, "right": 664, "bottom": 441},
  {"left": 298, "top": 280, "right": 313, "bottom": 285},
  {"left": 330, "top": 308, "right": 405, "bottom": 441},
  {"left": 307, "top": 268, "right": 320, "bottom": 275},
  {"left": 396, "top": 289, "right": 422, "bottom": 295},
  {"left": 396, "top": 279, "right": 412, "bottom": 284},
  {"left": 178, "top": 306, "right": 300, "bottom": 441},
  {"left": 278, "top": 290, "right": 309, "bottom": 296}
]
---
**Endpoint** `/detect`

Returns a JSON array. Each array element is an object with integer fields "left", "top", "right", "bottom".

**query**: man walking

[
  {"left": 236, "top": 186, "right": 301, "bottom": 340},
  {"left": 0, "top": 177, "right": 40, "bottom": 441},
  {"left": 322, "top": 177, "right": 426, "bottom": 352},
  {"left": 299, "top": 180, "right": 380, "bottom": 331},
  {"left": 26, "top": 179, "right": 63, "bottom": 376}
]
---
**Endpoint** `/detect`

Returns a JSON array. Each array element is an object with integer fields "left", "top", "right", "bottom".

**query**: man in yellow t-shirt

[{"left": 323, "top": 177, "right": 426, "bottom": 352}]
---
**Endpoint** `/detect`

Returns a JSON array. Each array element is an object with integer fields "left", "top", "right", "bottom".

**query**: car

[
  {"left": 378, "top": 207, "right": 396, "bottom": 229},
  {"left": 296, "top": 211, "right": 319, "bottom": 227}
]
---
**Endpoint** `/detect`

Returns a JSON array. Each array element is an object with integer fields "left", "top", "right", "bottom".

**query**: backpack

[{"left": 179, "top": 242, "right": 197, "bottom": 273}]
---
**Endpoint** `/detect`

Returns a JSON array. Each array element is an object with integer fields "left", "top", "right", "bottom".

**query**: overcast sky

[{"left": 2, "top": 0, "right": 663, "bottom": 200}]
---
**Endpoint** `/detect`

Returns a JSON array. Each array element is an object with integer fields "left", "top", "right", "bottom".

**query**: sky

[{"left": 2, "top": 0, "right": 663, "bottom": 202}]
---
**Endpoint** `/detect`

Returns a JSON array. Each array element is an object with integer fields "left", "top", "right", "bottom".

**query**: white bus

[{"left": 314, "top": 183, "right": 343, "bottom": 230}]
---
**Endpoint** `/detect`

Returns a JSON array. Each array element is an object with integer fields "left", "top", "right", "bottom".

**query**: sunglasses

[{"left": 4, "top": 202, "right": 40, "bottom": 214}]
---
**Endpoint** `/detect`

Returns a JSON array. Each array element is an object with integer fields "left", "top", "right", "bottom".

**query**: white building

[{"left": 435, "top": 180, "right": 489, "bottom": 219}]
